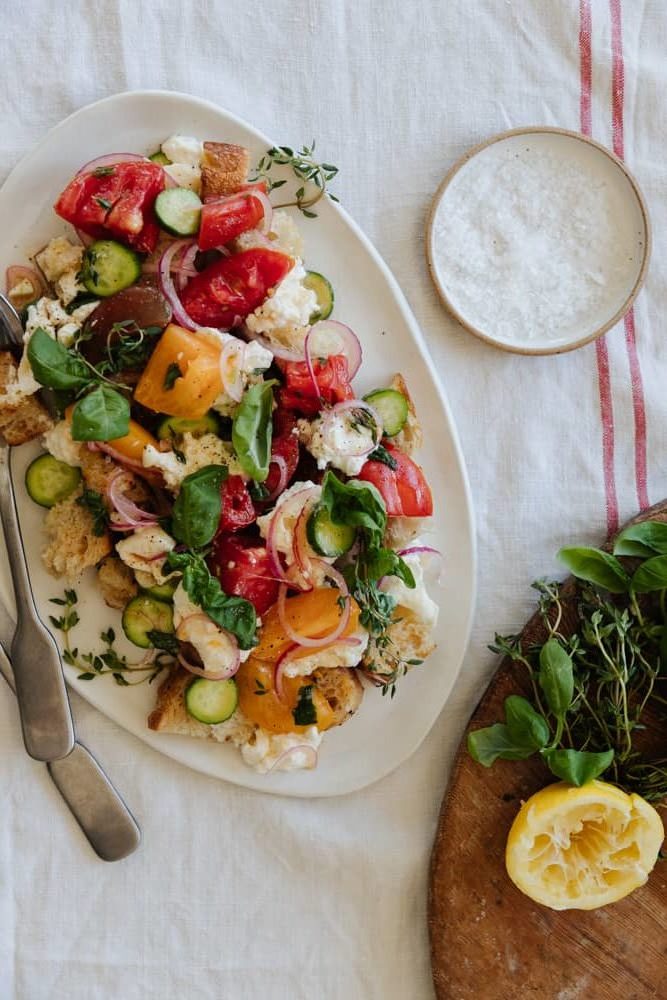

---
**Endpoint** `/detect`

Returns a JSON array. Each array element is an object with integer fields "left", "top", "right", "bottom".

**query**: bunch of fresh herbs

[
  {"left": 469, "top": 521, "right": 667, "bottom": 798},
  {"left": 251, "top": 142, "right": 339, "bottom": 218}
]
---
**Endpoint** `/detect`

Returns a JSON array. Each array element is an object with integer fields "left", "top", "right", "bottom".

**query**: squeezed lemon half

[{"left": 505, "top": 780, "right": 664, "bottom": 910}]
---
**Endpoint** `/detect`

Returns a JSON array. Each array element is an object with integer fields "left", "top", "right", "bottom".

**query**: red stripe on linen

[
  {"left": 610, "top": 0, "right": 650, "bottom": 511},
  {"left": 580, "top": 0, "right": 620, "bottom": 535}
]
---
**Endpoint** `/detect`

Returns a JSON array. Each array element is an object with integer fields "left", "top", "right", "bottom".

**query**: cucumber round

[
  {"left": 149, "top": 151, "right": 171, "bottom": 166},
  {"left": 185, "top": 677, "right": 238, "bottom": 725},
  {"left": 155, "top": 188, "right": 202, "bottom": 237},
  {"left": 122, "top": 595, "right": 174, "bottom": 649},
  {"left": 81, "top": 240, "right": 142, "bottom": 298},
  {"left": 304, "top": 271, "right": 334, "bottom": 323},
  {"left": 25, "top": 454, "right": 81, "bottom": 508},
  {"left": 363, "top": 388, "right": 409, "bottom": 437},
  {"left": 306, "top": 503, "right": 356, "bottom": 558},
  {"left": 143, "top": 579, "right": 178, "bottom": 601},
  {"left": 157, "top": 412, "right": 219, "bottom": 440}
]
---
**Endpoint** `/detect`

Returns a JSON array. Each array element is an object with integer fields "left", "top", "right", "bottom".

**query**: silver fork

[{"left": 0, "top": 292, "right": 74, "bottom": 760}]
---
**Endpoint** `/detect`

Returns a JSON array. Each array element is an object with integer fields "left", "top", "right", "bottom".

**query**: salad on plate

[{"left": 0, "top": 134, "right": 440, "bottom": 775}]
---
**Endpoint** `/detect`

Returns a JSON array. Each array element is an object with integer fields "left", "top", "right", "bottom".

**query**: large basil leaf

[
  {"left": 320, "top": 470, "right": 387, "bottom": 546},
  {"left": 630, "top": 555, "right": 667, "bottom": 594},
  {"left": 27, "top": 327, "right": 90, "bottom": 390},
  {"left": 538, "top": 639, "right": 574, "bottom": 721},
  {"left": 171, "top": 465, "right": 228, "bottom": 549},
  {"left": 504, "top": 695, "right": 550, "bottom": 750},
  {"left": 232, "top": 380, "right": 276, "bottom": 482},
  {"left": 70, "top": 385, "right": 130, "bottom": 441},
  {"left": 542, "top": 747, "right": 614, "bottom": 786},
  {"left": 558, "top": 546, "right": 630, "bottom": 593},
  {"left": 363, "top": 546, "right": 415, "bottom": 588},
  {"left": 165, "top": 550, "right": 257, "bottom": 649},
  {"left": 467, "top": 723, "right": 537, "bottom": 767},
  {"left": 613, "top": 520, "right": 667, "bottom": 558}
]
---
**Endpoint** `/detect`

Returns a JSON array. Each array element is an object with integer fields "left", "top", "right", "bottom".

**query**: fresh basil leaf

[
  {"left": 558, "top": 547, "right": 630, "bottom": 593},
  {"left": 542, "top": 747, "right": 614, "bottom": 786},
  {"left": 367, "top": 444, "right": 398, "bottom": 470},
  {"left": 504, "top": 695, "right": 550, "bottom": 750},
  {"left": 467, "top": 723, "right": 537, "bottom": 767},
  {"left": 171, "top": 465, "right": 228, "bottom": 549},
  {"left": 630, "top": 555, "right": 667, "bottom": 594},
  {"left": 364, "top": 546, "right": 415, "bottom": 588},
  {"left": 232, "top": 380, "right": 277, "bottom": 482},
  {"left": 613, "top": 520, "right": 667, "bottom": 558},
  {"left": 27, "top": 328, "right": 91, "bottom": 390},
  {"left": 293, "top": 684, "right": 318, "bottom": 725},
  {"left": 320, "top": 470, "right": 387, "bottom": 545},
  {"left": 165, "top": 549, "right": 257, "bottom": 649},
  {"left": 163, "top": 362, "right": 182, "bottom": 390},
  {"left": 538, "top": 639, "right": 574, "bottom": 721},
  {"left": 71, "top": 386, "right": 130, "bottom": 441}
]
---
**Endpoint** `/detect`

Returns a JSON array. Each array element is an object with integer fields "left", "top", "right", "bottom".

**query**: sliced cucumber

[
  {"left": 304, "top": 270, "right": 334, "bottom": 323},
  {"left": 155, "top": 188, "right": 202, "bottom": 237},
  {"left": 81, "top": 240, "right": 142, "bottom": 298},
  {"left": 25, "top": 454, "right": 81, "bottom": 508},
  {"left": 149, "top": 151, "right": 171, "bottom": 166},
  {"left": 185, "top": 677, "right": 238, "bottom": 725},
  {"left": 122, "top": 595, "right": 174, "bottom": 649},
  {"left": 157, "top": 412, "right": 220, "bottom": 440},
  {"left": 363, "top": 388, "right": 409, "bottom": 437},
  {"left": 143, "top": 579, "right": 178, "bottom": 601},
  {"left": 307, "top": 503, "right": 356, "bottom": 558}
]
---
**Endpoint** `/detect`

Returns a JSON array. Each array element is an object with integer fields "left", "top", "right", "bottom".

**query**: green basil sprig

[
  {"left": 171, "top": 465, "right": 228, "bottom": 550},
  {"left": 232, "top": 380, "right": 277, "bottom": 482},
  {"left": 165, "top": 549, "right": 257, "bottom": 650}
]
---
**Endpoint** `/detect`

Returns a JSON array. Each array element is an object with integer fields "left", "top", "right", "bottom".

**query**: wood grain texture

[{"left": 429, "top": 502, "right": 667, "bottom": 1000}]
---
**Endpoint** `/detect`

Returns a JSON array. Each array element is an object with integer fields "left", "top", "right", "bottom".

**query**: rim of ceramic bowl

[{"left": 425, "top": 125, "right": 652, "bottom": 356}]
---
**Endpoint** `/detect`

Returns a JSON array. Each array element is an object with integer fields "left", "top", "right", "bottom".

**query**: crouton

[
  {"left": 390, "top": 373, "right": 422, "bottom": 456},
  {"left": 0, "top": 352, "right": 19, "bottom": 412},
  {"left": 97, "top": 556, "right": 138, "bottom": 609},
  {"left": 34, "top": 237, "right": 83, "bottom": 284},
  {"left": 311, "top": 667, "right": 364, "bottom": 726},
  {"left": 200, "top": 141, "right": 250, "bottom": 200},
  {"left": 79, "top": 449, "right": 150, "bottom": 503},
  {"left": 42, "top": 489, "right": 112, "bottom": 578},
  {"left": 0, "top": 395, "right": 54, "bottom": 445},
  {"left": 148, "top": 666, "right": 256, "bottom": 744},
  {"left": 383, "top": 515, "right": 426, "bottom": 550},
  {"left": 362, "top": 609, "right": 436, "bottom": 677}
]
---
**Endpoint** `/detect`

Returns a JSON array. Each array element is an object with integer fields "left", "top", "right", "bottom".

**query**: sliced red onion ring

[
  {"left": 266, "top": 744, "right": 318, "bottom": 773},
  {"left": 308, "top": 320, "right": 362, "bottom": 379},
  {"left": 397, "top": 546, "right": 442, "bottom": 559},
  {"left": 176, "top": 615, "right": 241, "bottom": 679},
  {"left": 244, "top": 325, "right": 304, "bottom": 363},
  {"left": 318, "top": 399, "right": 383, "bottom": 458},
  {"left": 5, "top": 265, "right": 44, "bottom": 306},
  {"left": 75, "top": 152, "right": 146, "bottom": 176},
  {"left": 292, "top": 497, "right": 319, "bottom": 578},
  {"left": 303, "top": 327, "right": 322, "bottom": 400},
  {"left": 219, "top": 337, "right": 246, "bottom": 403},
  {"left": 265, "top": 454, "right": 289, "bottom": 503},
  {"left": 175, "top": 242, "right": 199, "bottom": 291},
  {"left": 106, "top": 468, "right": 159, "bottom": 528},
  {"left": 158, "top": 238, "right": 199, "bottom": 330},
  {"left": 277, "top": 560, "right": 351, "bottom": 649},
  {"left": 273, "top": 643, "right": 299, "bottom": 703},
  {"left": 265, "top": 485, "right": 320, "bottom": 588}
]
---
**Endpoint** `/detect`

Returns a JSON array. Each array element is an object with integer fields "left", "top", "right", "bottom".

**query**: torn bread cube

[{"left": 200, "top": 141, "right": 250, "bottom": 200}]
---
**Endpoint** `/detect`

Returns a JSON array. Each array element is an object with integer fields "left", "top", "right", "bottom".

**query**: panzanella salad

[{"left": 1, "top": 135, "right": 439, "bottom": 774}]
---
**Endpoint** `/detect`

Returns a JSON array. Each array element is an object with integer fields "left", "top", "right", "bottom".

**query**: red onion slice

[
  {"left": 266, "top": 744, "right": 318, "bottom": 773},
  {"left": 176, "top": 615, "right": 241, "bottom": 680},
  {"left": 277, "top": 560, "right": 351, "bottom": 649},
  {"left": 397, "top": 546, "right": 442, "bottom": 559},
  {"left": 308, "top": 320, "right": 362, "bottom": 379},
  {"left": 175, "top": 242, "right": 199, "bottom": 291},
  {"left": 106, "top": 468, "right": 159, "bottom": 528},
  {"left": 219, "top": 337, "right": 246, "bottom": 403},
  {"left": 273, "top": 643, "right": 299, "bottom": 703},
  {"left": 265, "top": 485, "right": 320, "bottom": 588},
  {"left": 292, "top": 497, "right": 319, "bottom": 578},
  {"left": 303, "top": 326, "right": 322, "bottom": 400},
  {"left": 75, "top": 152, "right": 146, "bottom": 176},
  {"left": 244, "top": 325, "right": 304, "bottom": 362},
  {"left": 158, "top": 238, "right": 199, "bottom": 330},
  {"left": 318, "top": 399, "right": 383, "bottom": 458},
  {"left": 265, "top": 454, "right": 289, "bottom": 504}
]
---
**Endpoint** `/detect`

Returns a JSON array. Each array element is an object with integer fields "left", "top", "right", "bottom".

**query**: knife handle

[{"left": 0, "top": 448, "right": 74, "bottom": 761}]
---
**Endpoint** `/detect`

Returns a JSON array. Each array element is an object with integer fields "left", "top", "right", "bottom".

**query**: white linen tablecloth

[{"left": 1, "top": 2, "right": 665, "bottom": 997}]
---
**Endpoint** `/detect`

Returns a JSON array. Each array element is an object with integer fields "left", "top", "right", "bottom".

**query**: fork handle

[{"left": 0, "top": 448, "right": 74, "bottom": 761}]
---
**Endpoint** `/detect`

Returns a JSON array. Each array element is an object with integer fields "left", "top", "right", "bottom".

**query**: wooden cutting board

[{"left": 429, "top": 502, "right": 667, "bottom": 1000}]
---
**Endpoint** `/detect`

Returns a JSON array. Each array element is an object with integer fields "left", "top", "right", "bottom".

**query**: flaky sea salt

[{"left": 430, "top": 134, "right": 645, "bottom": 347}]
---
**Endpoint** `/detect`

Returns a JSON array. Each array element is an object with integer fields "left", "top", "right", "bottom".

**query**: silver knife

[{"left": 0, "top": 599, "right": 141, "bottom": 861}]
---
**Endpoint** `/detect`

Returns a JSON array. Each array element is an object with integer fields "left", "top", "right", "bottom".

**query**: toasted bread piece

[
  {"left": 97, "top": 556, "right": 138, "bottom": 610},
  {"left": 42, "top": 489, "right": 112, "bottom": 578},
  {"left": 390, "top": 372, "right": 422, "bottom": 456},
  {"left": 362, "top": 608, "right": 436, "bottom": 677},
  {"left": 0, "top": 352, "right": 19, "bottom": 413},
  {"left": 200, "top": 141, "right": 250, "bottom": 200},
  {"left": 311, "top": 667, "right": 364, "bottom": 726},
  {"left": 148, "top": 666, "right": 256, "bottom": 743},
  {"left": 0, "top": 394, "right": 54, "bottom": 445}
]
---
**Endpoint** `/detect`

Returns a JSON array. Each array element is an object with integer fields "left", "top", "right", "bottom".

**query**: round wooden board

[{"left": 429, "top": 502, "right": 667, "bottom": 1000}]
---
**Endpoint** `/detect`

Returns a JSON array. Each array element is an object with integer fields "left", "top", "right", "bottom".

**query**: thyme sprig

[
  {"left": 49, "top": 590, "right": 172, "bottom": 686},
  {"left": 251, "top": 142, "right": 339, "bottom": 218}
]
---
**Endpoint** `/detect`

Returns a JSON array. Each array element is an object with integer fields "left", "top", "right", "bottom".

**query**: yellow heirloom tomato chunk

[{"left": 134, "top": 323, "right": 222, "bottom": 418}]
